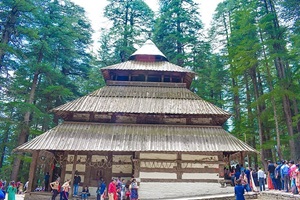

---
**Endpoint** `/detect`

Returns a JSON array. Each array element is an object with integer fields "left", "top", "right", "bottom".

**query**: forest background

[{"left": 0, "top": 0, "right": 299, "bottom": 184}]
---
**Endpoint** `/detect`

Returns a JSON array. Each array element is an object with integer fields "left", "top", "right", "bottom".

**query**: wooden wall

[
  {"left": 58, "top": 151, "right": 133, "bottom": 188},
  {"left": 55, "top": 151, "right": 226, "bottom": 189},
  {"left": 138, "top": 152, "right": 225, "bottom": 182}
]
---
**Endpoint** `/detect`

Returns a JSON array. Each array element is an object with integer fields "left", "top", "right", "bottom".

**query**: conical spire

[{"left": 128, "top": 40, "right": 168, "bottom": 61}]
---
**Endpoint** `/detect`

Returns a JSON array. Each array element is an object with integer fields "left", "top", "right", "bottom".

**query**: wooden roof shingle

[{"left": 15, "top": 122, "right": 257, "bottom": 153}]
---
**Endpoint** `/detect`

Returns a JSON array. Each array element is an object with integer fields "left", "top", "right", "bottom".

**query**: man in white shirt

[{"left": 258, "top": 167, "right": 265, "bottom": 191}]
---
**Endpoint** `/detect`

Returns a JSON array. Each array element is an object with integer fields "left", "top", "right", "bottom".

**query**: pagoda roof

[
  {"left": 51, "top": 85, "right": 230, "bottom": 121},
  {"left": 101, "top": 60, "right": 195, "bottom": 74},
  {"left": 128, "top": 40, "right": 168, "bottom": 61},
  {"left": 15, "top": 122, "right": 257, "bottom": 153}
]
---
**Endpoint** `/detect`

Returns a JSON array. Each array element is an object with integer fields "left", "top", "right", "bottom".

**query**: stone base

[
  {"left": 139, "top": 182, "right": 235, "bottom": 199},
  {"left": 24, "top": 192, "right": 98, "bottom": 200},
  {"left": 259, "top": 190, "right": 300, "bottom": 200}
]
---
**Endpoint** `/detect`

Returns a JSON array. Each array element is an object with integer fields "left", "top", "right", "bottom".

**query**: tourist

[
  {"left": 267, "top": 160, "right": 276, "bottom": 189},
  {"left": 250, "top": 169, "right": 258, "bottom": 192},
  {"left": 96, "top": 178, "right": 106, "bottom": 200},
  {"left": 62, "top": 179, "right": 71, "bottom": 200},
  {"left": 0, "top": 180, "right": 5, "bottom": 200},
  {"left": 240, "top": 171, "right": 251, "bottom": 192},
  {"left": 258, "top": 167, "right": 265, "bottom": 191},
  {"left": 7, "top": 181, "right": 17, "bottom": 200},
  {"left": 235, "top": 164, "right": 241, "bottom": 184},
  {"left": 120, "top": 179, "right": 126, "bottom": 200},
  {"left": 240, "top": 164, "right": 245, "bottom": 173},
  {"left": 234, "top": 179, "right": 245, "bottom": 200},
  {"left": 116, "top": 177, "right": 122, "bottom": 199},
  {"left": 129, "top": 179, "right": 138, "bottom": 200},
  {"left": 108, "top": 178, "right": 117, "bottom": 200},
  {"left": 281, "top": 160, "right": 290, "bottom": 192},
  {"left": 0, "top": 189, "right": 4, "bottom": 200},
  {"left": 73, "top": 172, "right": 81, "bottom": 197},
  {"left": 44, "top": 172, "right": 50, "bottom": 192},
  {"left": 81, "top": 185, "right": 90, "bottom": 200},
  {"left": 230, "top": 166, "right": 236, "bottom": 186},
  {"left": 296, "top": 162, "right": 300, "bottom": 194},
  {"left": 275, "top": 161, "right": 282, "bottom": 190},
  {"left": 17, "top": 181, "right": 24, "bottom": 194},
  {"left": 289, "top": 160, "right": 298, "bottom": 194},
  {"left": 24, "top": 180, "right": 29, "bottom": 193},
  {"left": 50, "top": 179, "right": 60, "bottom": 200},
  {"left": 244, "top": 167, "right": 251, "bottom": 185}
]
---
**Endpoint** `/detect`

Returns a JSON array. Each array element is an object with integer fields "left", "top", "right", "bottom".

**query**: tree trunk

[
  {"left": 263, "top": 0, "right": 296, "bottom": 160},
  {"left": 259, "top": 27, "right": 282, "bottom": 159},
  {"left": 249, "top": 67, "right": 267, "bottom": 169},
  {"left": 292, "top": 98, "right": 300, "bottom": 156},
  {"left": 222, "top": 10, "right": 241, "bottom": 127},
  {"left": 10, "top": 47, "right": 43, "bottom": 181},
  {"left": 244, "top": 74, "right": 258, "bottom": 167}
]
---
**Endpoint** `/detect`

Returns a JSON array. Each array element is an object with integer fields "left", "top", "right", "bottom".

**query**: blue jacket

[
  {"left": 99, "top": 182, "right": 106, "bottom": 195},
  {"left": 235, "top": 184, "right": 245, "bottom": 200}
]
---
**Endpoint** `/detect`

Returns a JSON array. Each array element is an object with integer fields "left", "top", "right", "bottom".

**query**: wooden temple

[{"left": 16, "top": 40, "right": 257, "bottom": 199}]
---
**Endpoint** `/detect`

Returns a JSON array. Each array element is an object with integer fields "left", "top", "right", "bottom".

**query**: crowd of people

[
  {"left": 226, "top": 159, "right": 300, "bottom": 200},
  {"left": 0, "top": 180, "right": 29, "bottom": 200},
  {"left": 98, "top": 176, "right": 139, "bottom": 200},
  {"left": 1, "top": 171, "right": 139, "bottom": 200},
  {"left": 48, "top": 173, "right": 138, "bottom": 200}
]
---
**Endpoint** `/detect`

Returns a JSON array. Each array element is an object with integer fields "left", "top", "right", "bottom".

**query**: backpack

[{"left": 282, "top": 165, "right": 289, "bottom": 175}]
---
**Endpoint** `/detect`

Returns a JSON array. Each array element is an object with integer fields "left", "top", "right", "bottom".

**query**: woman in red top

[{"left": 108, "top": 179, "right": 117, "bottom": 200}]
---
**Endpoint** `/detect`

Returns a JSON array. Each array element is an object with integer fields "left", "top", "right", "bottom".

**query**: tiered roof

[{"left": 15, "top": 39, "right": 256, "bottom": 153}]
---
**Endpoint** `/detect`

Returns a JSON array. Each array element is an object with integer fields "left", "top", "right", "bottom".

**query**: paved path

[{"left": 5, "top": 194, "right": 25, "bottom": 200}]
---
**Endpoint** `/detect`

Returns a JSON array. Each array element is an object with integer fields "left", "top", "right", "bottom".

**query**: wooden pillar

[
  {"left": 27, "top": 150, "right": 39, "bottom": 192},
  {"left": 133, "top": 152, "right": 140, "bottom": 179},
  {"left": 177, "top": 152, "right": 182, "bottom": 179},
  {"left": 60, "top": 151, "right": 68, "bottom": 182},
  {"left": 240, "top": 152, "right": 244, "bottom": 166},
  {"left": 49, "top": 156, "right": 54, "bottom": 182},
  {"left": 85, "top": 152, "right": 92, "bottom": 186},
  {"left": 70, "top": 152, "right": 78, "bottom": 197}
]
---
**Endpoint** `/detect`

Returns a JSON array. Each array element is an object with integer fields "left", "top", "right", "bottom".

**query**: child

[{"left": 81, "top": 185, "right": 89, "bottom": 200}]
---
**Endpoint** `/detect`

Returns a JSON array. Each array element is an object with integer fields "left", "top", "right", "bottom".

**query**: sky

[{"left": 71, "top": 0, "right": 223, "bottom": 52}]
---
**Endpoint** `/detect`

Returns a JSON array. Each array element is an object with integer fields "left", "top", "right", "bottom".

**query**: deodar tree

[
  {"left": 0, "top": 0, "right": 94, "bottom": 181},
  {"left": 101, "top": 0, "right": 154, "bottom": 63},
  {"left": 210, "top": 0, "right": 300, "bottom": 165}
]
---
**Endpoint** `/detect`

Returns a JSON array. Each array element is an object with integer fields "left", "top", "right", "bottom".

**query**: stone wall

[{"left": 138, "top": 182, "right": 233, "bottom": 199}]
